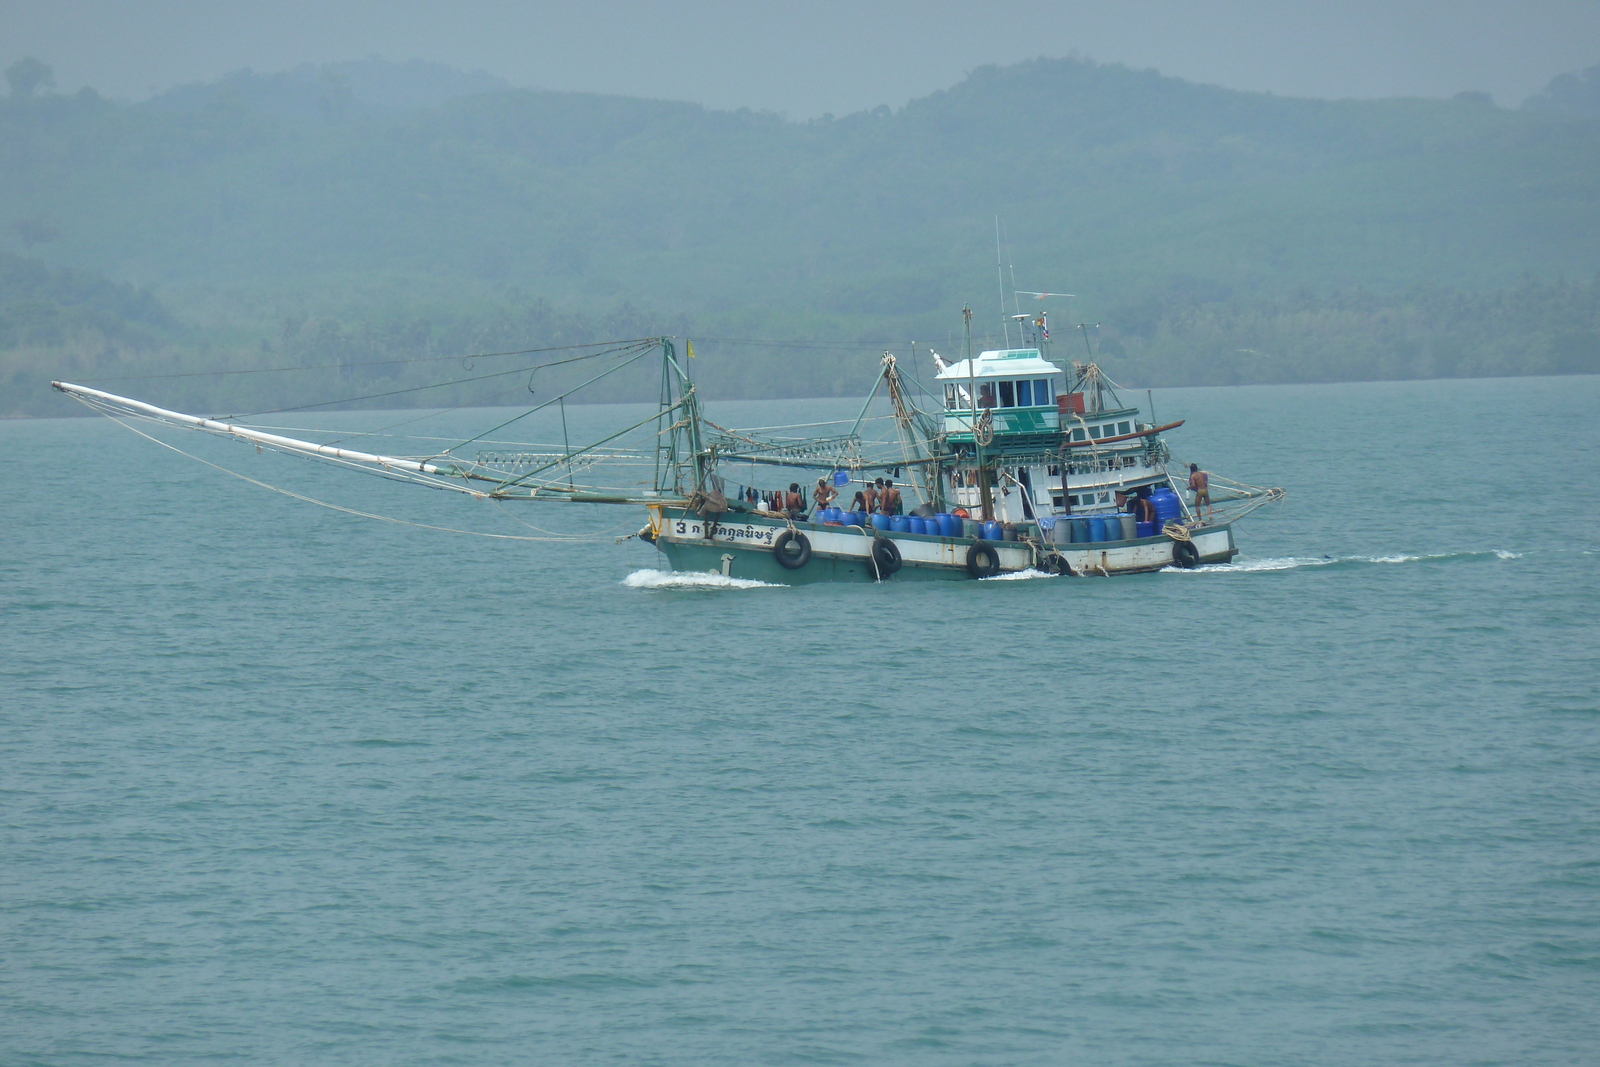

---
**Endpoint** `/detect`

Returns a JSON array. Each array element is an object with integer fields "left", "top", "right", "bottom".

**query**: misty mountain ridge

[
  {"left": 105, "top": 53, "right": 1600, "bottom": 123},
  {"left": 3, "top": 54, "right": 1599, "bottom": 414},
  {"left": 138, "top": 57, "right": 509, "bottom": 119},
  {"left": 1521, "top": 63, "right": 1600, "bottom": 117}
]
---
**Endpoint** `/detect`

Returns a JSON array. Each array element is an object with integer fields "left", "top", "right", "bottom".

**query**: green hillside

[{"left": 4, "top": 56, "right": 1599, "bottom": 416}]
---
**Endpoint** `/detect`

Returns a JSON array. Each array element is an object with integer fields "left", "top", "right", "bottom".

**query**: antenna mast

[
  {"left": 1002, "top": 217, "right": 1022, "bottom": 322},
  {"left": 963, "top": 304, "right": 995, "bottom": 521},
  {"left": 994, "top": 217, "right": 1010, "bottom": 348}
]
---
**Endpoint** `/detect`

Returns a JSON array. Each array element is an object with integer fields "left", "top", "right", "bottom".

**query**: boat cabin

[
  {"left": 937, "top": 348, "right": 1062, "bottom": 439},
  {"left": 935, "top": 349, "right": 1177, "bottom": 525}
]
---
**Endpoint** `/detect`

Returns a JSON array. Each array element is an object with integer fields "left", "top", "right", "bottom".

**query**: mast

[
  {"left": 995, "top": 218, "right": 1011, "bottom": 348},
  {"left": 964, "top": 305, "right": 994, "bottom": 521},
  {"left": 1076, "top": 323, "right": 1105, "bottom": 412},
  {"left": 655, "top": 337, "right": 709, "bottom": 495},
  {"left": 881, "top": 353, "right": 937, "bottom": 509}
]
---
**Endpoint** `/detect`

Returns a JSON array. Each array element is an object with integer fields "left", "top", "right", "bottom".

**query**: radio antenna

[
  {"left": 1001, "top": 216, "right": 1022, "bottom": 321},
  {"left": 994, "top": 216, "right": 1011, "bottom": 348}
]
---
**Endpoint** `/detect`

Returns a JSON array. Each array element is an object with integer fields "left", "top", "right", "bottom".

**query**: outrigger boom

[{"left": 51, "top": 379, "right": 687, "bottom": 506}]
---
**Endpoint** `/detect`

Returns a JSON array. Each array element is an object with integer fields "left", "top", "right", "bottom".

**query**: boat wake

[
  {"left": 622, "top": 568, "right": 785, "bottom": 590},
  {"left": 981, "top": 568, "right": 1062, "bottom": 581},
  {"left": 1162, "top": 549, "right": 1522, "bottom": 574}
]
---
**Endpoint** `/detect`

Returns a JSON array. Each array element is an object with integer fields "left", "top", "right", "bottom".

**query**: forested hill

[{"left": 4, "top": 56, "right": 1600, "bottom": 415}]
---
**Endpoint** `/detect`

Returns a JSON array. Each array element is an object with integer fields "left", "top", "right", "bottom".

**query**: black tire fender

[
  {"left": 1172, "top": 540, "right": 1200, "bottom": 569},
  {"left": 772, "top": 530, "right": 812, "bottom": 569},
  {"left": 966, "top": 541, "right": 1002, "bottom": 579},
  {"left": 870, "top": 537, "right": 902, "bottom": 577}
]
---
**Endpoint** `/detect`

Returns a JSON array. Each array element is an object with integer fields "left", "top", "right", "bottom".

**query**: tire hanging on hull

[
  {"left": 773, "top": 530, "right": 812, "bottom": 569},
  {"left": 966, "top": 541, "right": 1001, "bottom": 579},
  {"left": 870, "top": 537, "right": 902, "bottom": 579},
  {"left": 1171, "top": 540, "right": 1200, "bottom": 569}
]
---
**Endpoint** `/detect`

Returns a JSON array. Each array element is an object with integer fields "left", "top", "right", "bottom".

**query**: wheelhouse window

[
  {"left": 978, "top": 383, "right": 996, "bottom": 408},
  {"left": 1034, "top": 379, "right": 1053, "bottom": 404},
  {"left": 1089, "top": 425, "right": 1101, "bottom": 438},
  {"left": 1071, "top": 428, "right": 1086, "bottom": 441},
  {"left": 999, "top": 381, "right": 1015, "bottom": 407},
  {"left": 1015, "top": 380, "right": 1032, "bottom": 406},
  {"left": 1118, "top": 421, "right": 1131, "bottom": 435}
]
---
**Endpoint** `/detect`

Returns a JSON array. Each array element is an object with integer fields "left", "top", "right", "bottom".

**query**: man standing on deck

[
  {"left": 813, "top": 477, "right": 837, "bottom": 514},
  {"left": 1188, "top": 463, "right": 1212, "bottom": 522},
  {"left": 785, "top": 483, "right": 805, "bottom": 520},
  {"left": 864, "top": 478, "right": 881, "bottom": 515},
  {"left": 880, "top": 478, "right": 902, "bottom": 516}
]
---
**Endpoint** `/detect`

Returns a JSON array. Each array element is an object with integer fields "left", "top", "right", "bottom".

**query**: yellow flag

[{"left": 686, "top": 340, "right": 695, "bottom": 358}]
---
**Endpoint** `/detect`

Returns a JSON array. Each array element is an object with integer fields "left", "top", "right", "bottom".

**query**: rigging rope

[
  {"left": 217, "top": 339, "right": 659, "bottom": 421},
  {"left": 104, "top": 416, "right": 620, "bottom": 543},
  {"left": 77, "top": 337, "right": 660, "bottom": 383}
]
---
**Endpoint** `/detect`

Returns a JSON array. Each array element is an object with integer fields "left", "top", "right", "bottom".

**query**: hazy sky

[{"left": 4, "top": 0, "right": 1598, "bottom": 115}]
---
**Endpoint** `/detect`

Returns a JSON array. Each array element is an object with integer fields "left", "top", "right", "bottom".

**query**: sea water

[{"left": 3, "top": 376, "right": 1598, "bottom": 1065}]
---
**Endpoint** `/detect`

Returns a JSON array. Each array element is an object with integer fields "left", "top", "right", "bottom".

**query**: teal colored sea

[{"left": 3, "top": 375, "right": 1598, "bottom": 1065}]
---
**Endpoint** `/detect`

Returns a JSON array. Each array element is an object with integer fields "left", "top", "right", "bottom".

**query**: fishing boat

[{"left": 52, "top": 311, "right": 1282, "bottom": 582}]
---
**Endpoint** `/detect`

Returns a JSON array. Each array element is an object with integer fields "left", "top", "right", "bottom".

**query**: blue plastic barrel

[
  {"left": 907, "top": 516, "right": 926, "bottom": 535},
  {"left": 1068, "top": 518, "right": 1087, "bottom": 542},
  {"left": 1088, "top": 517, "right": 1107, "bottom": 542},
  {"left": 890, "top": 515, "right": 911, "bottom": 533},
  {"left": 981, "top": 520, "right": 1002, "bottom": 541},
  {"left": 1151, "top": 487, "right": 1182, "bottom": 524},
  {"left": 1137, "top": 520, "right": 1155, "bottom": 538},
  {"left": 938, "top": 513, "right": 958, "bottom": 537},
  {"left": 872, "top": 513, "right": 891, "bottom": 531}
]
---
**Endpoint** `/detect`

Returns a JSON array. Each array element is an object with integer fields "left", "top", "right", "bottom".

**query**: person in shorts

[
  {"left": 1188, "top": 463, "right": 1212, "bottom": 522},
  {"left": 879, "top": 479, "right": 902, "bottom": 516},
  {"left": 813, "top": 477, "right": 837, "bottom": 515}
]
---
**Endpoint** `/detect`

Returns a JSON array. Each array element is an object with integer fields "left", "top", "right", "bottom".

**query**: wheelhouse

[{"left": 935, "top": 349, "right": 1176, "bottom": 524}]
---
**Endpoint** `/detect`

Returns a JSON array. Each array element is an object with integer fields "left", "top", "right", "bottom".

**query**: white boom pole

[{"left": 52, "top": 381, "right": 451, "bottom": 476}]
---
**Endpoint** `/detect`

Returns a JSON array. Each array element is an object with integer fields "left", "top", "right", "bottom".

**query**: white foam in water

[
  {"left": 1163, "top": 556, "right": 1338, "bottom": 573},
  {"left": 981, "top": 567, "right": 1061, "bottom": 581},
  {"left": 1164, "top": 549, "right": 1523, "bottom": 574},
  {"left": 622, "top": 568, "right": 784, "bottom": 590}
]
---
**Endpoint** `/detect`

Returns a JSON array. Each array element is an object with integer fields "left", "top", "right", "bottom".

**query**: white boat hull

[{"left": 651, "top": 510, "right": 1237, "bottom": 583}]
